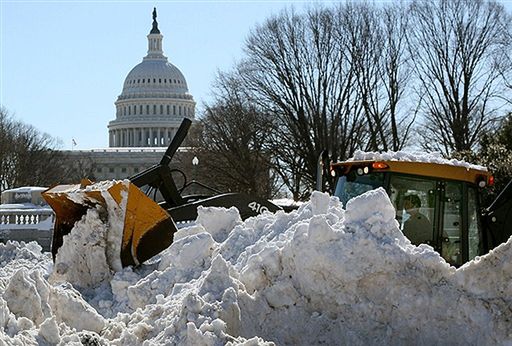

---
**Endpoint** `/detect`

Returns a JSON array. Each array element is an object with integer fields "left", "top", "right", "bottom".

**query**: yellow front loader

[{"left": 43, "top": 119, "right": 281, "bottom": 267}]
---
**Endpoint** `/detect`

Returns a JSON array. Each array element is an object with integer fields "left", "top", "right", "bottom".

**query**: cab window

[
  {"left": 389, "top": 175, "right": 436, "bottom": 246},
  {"left": 334, "top": 173, "right": 385, "bottom": 205},
  {"left": 467, "top": 186, "right": 480, "bottom": 261},
  {"left": 441, "top": 182, "right": 462, "bottom": 266}
]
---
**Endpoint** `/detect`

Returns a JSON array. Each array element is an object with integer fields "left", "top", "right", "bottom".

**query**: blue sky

[
  {"left": 1, "top": 0, "right": 319, "bottom": 149},
  {"left": 2, "top": 1, "right": 512, "bottom": 149}
]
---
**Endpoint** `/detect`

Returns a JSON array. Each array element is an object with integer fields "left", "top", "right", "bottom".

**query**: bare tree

[
  {"left": 0, "top": 109, "right": 17, "bottom": 193},
  {"left": 381, "top": 3, "right": 415, "bottom": 151},
  {"left": 342, "top": 3, "right": 416, "bottom": 152},
  {"left": 0, "top": 107, "right": 68, "bottom": 194},
  {"left": 237, "top": 6, "right": 368, "bottom": 198},
  {"left": 59, "top": 155, "right": 97, "bottom": 183},
  {"left": 408, "top": 0, "right": 512, "bottom": 155},
  {"left": 192, "top": 73, "right": 280, "bottom": 199},
  {"left": 341, "top": 3, "right": 386, "bottom": 151}
]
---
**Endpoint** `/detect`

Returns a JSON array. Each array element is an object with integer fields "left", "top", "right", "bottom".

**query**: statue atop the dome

[{"left": 150, "top": 7, "right": 160, "bottom": 34}]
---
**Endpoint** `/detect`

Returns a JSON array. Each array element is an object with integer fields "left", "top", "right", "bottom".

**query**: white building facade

[{"left": 108, "top": 8, "right": 195, "bottom": 148}]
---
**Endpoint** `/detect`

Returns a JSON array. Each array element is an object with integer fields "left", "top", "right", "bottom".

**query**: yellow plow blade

[{"left": 42, "top": 179, "right": 177, "bottom": 267}]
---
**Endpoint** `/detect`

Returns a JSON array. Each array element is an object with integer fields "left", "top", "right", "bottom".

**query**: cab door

[
  {"left": 389, "top": 175, "right": 476, "bottom": 266},
  {"left": 389, "top": 175, "right": 438, "bottom": 247}
]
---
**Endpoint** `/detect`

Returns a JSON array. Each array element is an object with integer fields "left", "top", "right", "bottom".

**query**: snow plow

[
  {"left": 326, "top": 156, "right": 512, "bottom": 266},
  {"left": 42, "top": 119, "right": 281, "bottom": 267}
]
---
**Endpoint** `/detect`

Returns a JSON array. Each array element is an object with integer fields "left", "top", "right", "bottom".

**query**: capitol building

[
  {"left": 108, "top": 8, "right": 195, "bottom": 148},
  {"left": 66, "top": 9, "right": 196, "bottom": 181}
]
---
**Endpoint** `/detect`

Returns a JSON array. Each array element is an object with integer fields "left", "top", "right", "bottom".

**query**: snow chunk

[
  {"left": 196, "top": 206, "right": 242, "bottom": 242},
  {"left": 38, "top": 317, "right": 60, "bottom": 344},
  {"left": 50, "top": 208, "right": 114, "bottom": 288},
  {"left": 49, "top": 283, "right": 105, "bottom": 333},
  {"left": 345, "top": 187, "right": 401, "bottom": 240},
  {"left": 4, "top": 269, "right": 50, "bottom": 325}
]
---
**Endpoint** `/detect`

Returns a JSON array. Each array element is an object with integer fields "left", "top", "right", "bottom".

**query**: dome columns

[
  {"left": 109, "top": 127, "right": 179, "bottom": 147},
  {"left": 146, "top": 33, "right": 164, "bottom": 60}
]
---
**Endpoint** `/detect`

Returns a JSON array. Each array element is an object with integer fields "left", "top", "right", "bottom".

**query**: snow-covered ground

[{"left": 0, "top": 188, "right": 511, "bottom": 345}]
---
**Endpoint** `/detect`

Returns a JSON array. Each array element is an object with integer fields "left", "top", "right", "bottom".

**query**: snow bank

[
  {"left": 1, "top": 189, "right": 511, "bottom": 345},
  {"left": 351, "top": 150, "right": 487, "bottom": 171}
]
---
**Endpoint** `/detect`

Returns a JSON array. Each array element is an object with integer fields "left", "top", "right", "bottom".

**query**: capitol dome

[
  {"left": 122, "top": 60, "right": 189, "bottom": 95},
  {"left": 108, "top": 8, "right": 195, "bottom": 148}
]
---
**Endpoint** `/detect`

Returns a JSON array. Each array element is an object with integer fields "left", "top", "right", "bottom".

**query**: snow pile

[
  {"left": 1, "top": 188, "right": 512, "bottom": 345},
  {"left": 351, "top": 150, "right": 487, "bottom": 171}
]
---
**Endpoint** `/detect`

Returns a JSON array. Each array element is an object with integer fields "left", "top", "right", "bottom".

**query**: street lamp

[{"left": 192, "top": 156, "right": 199, "bottom": 193}]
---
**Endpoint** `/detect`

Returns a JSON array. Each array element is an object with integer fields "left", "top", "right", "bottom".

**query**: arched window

[
  {"left": 160, "top": 105, "right": 163, "bottom": 114},
  {"left": 139, "top": 105, "right": 143, "bottom": 114},
  {"left": 123, "top": 107, "right": 126, "bottom": 116},
  {"left": 167, "top": 105, "right": 170, "bottom": 115},
  {"left": 173, "top": 105, "right": 176, "bottom": 115},
  {"left": 179, "top": 106, "right": 182, "bottom": 116},
  {"left": 153, "top": 105, "right": 157, "bottom": 114},
  {"left": 146, "top": 105, "right": 150, "bottom": 114},
  {"left": 128, "top": 106, "right": 131, "bottom": 115},
  {"left": 159, "top": 78, "right": 161, "bottom": 83},
  {"left": 142, "top": 79, "right": 145, "bottom": 83}
]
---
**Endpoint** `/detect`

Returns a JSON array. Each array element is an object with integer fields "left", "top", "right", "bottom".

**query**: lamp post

[{"left": 192, "top": 156, "right": 199, "bottom": 193}]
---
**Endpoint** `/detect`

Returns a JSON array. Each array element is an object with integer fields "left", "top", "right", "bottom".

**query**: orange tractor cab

[{"left": 328, "top": 159, "right": 511, "bottom": 266}]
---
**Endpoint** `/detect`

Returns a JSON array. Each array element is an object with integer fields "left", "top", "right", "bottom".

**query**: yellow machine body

[{"left": 42, "top": 179, "right": 176, "bottom": 267}]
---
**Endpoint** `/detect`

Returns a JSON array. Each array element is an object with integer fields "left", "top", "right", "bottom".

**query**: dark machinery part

[{"left": 482, "top": 180, "right": 512, "bottom": 249}]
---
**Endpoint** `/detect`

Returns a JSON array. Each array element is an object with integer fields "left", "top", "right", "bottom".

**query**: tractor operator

[{"left": 402, "top": 194, "right": 433, "bottom": 245}]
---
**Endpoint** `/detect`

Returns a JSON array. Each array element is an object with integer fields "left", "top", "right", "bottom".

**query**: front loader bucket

[{"left": 42, "top": 179, "right": 177, "bottom": 267}]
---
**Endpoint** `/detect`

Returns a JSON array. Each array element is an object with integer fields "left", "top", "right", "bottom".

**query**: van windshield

[{"left": 334, "top": 173, "right": 385, "bottom": 205}]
